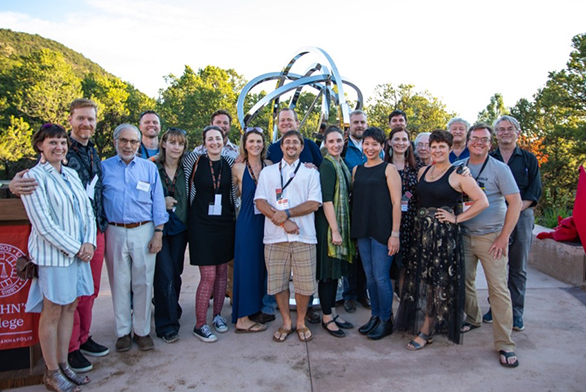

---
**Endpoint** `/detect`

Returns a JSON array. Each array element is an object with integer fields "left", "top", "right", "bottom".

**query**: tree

[
  {"left": 477, "top": 93, "right": 509, "bottom": 125},
  {"left": 0, "top": 116, "right": 35, "bottom": 180},
  {"left": 157, "top": 65, "right": 245, "bottom": 146},
  {"left": 365, "top": 83, "right": 455, "bottom": 135}
]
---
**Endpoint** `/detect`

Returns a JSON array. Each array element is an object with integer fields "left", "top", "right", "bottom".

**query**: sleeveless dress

[
  {"left": 231, "top": 168, "right": 266, "bottom": 322},
  {"left": 188, "top": 156, "right": 235, "bottom": 265},
  {"left": 395, "top": 166, "right": 465, "bottom": 344}
]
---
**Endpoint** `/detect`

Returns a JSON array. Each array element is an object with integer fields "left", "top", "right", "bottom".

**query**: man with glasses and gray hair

[
  {"left": 482, "top": 115, "right": 542, "bottom": 331},
  {"left": 455, "top": 123, "right": 522, "bottom": 368},
  {"left": 102, "top": 123, "right": 168, "bottom": 352}
]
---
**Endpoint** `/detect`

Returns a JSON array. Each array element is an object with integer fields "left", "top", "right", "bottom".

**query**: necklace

[{"left": 429, "top": 164, "right": 449, "bottom": 180}]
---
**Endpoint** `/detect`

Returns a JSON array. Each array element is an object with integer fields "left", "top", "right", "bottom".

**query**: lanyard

[
  {"left": 208, "top": 155, "right": 223, "bottom": 193},
  {"left": 279, "top": 160, "right": 302, "bottom": 193},
  {"left": 466, "top": 156, "right": 490, "bottom": 181},
  {"left": 245, "top": 159, "right": 265, "bottom": 185}
]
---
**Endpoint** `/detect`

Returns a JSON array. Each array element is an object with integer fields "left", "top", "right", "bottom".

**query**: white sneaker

[
  {"left": 192, "top": 324, "right": 218, "bottom": 343},
  {"left": 213, "top": 314, "right": 228, "bottom": 333}
]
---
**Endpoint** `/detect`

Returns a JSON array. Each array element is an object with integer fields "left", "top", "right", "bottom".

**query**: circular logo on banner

[{"left": 0, "top": 243, "right": 27, "bottom": 298}]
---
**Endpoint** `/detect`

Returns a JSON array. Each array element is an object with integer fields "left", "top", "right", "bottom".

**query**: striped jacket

[{"left": 21, "top": 162, "right": 97, "bottom": 267}]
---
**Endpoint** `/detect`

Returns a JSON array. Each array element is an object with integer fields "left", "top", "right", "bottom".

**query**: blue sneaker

[
  {"left": 513, "top": 317, "right": 525, "bottom": 331},
  {"left": 482, "top": 309, "right": 493, "bottom": 323}
]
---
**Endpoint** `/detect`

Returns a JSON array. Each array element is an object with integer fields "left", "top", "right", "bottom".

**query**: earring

[
  {"left": 40, "top": 152, "right": 47, "bottom": 164},
  {"left": 62, "top": 156, "right": 68, "bottom": 165}
]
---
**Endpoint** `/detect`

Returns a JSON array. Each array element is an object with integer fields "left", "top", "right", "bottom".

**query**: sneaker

[
  {"left": 161, "top": 332, "right": 180, "bottom": 344},
  {"left": 213, "top": 314, "right": 229, "bottom": 333},
  {"left": 68, "top": 350, "right": 93, "bottom": 373},
  {"left": 482, "top": 309, "right": 493, "bottom": 324},
  {"left": 193, "top": 324, "right": 218, "bottom": 343},
  {"left": 513, "top": 317, "right": 525, "bottom": 331},
  {"left": 80, "top": 336, "right": 110, "bottom": 357}
]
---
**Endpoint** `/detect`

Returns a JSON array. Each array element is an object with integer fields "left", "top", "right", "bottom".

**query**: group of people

[{"left": 10, "top": 99, "right": 542, "bottom": 391}]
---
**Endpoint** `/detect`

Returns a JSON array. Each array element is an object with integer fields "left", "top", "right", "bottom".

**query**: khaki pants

[{"left": 463, "top": 231, "right": 515, "bottom": 352}]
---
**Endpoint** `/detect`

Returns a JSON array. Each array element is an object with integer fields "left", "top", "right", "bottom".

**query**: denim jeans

[
  {"left": 357, "top": 237, "right": 394, "bottom": 321},
  {"left": 508, "top": 208, "right": 534, "bottom": 318},
  {"left": 154, "top": 231, "right": 188, "bottom": 336}
]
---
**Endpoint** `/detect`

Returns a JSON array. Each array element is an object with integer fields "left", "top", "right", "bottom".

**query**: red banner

[{"left": 0, "top": 225, "right": 40, "bottom": 350}]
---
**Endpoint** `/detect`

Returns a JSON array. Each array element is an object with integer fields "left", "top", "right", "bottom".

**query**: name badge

[
  {"left": 208, "top": 194, "right": 222, "bottom": 216},
  {"left": 86, "top": 174, "right": 98, "bottom": 200},
  {"left": 277, "top": 198, "right": 289, "bottom": 210},
  {"left": 137, "top": 181, "right": 150, "bottom": 192}
]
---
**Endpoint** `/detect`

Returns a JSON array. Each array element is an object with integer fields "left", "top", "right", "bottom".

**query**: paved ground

[{"left": 11, "top": 258, "right": 586, "bottom": 392}]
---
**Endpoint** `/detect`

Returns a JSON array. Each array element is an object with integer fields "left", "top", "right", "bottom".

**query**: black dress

[
  {"left": 187, "top": 155, "right": 235, "bottom": 266},
  {"left": 395, "top": 166, "right": 464, "bottom": 344}
]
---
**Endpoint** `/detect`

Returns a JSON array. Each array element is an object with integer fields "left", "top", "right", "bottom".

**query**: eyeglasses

[
  {"left": 469, "top": 137, "right": 491, "bottom": 144},
  {"left": 496, "top": 128, "right": 516, "bottom": 134},
  {"left": 416, "top": 142, "right": 429, "bottom": 148},
  {"left": 117, "top": 138, "right": 140, "bottom": 146},
  {"left": 245, "top": 127, "right": 264, "bottom": 133}
]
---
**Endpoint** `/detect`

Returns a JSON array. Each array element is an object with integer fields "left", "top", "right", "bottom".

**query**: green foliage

[
  {"left": 477, "top": 93, "right": 509, "bottom": 125},
  {"left": 0, "top": 116, "right": 34, "bottom": 162},
  {"left": 365, "top": 83, "right": 455, "bottom": 136}
]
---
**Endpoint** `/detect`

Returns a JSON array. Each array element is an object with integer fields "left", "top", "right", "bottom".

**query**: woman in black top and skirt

[
  {"left": 396, "top": 130, "right": 488, "bottom": 350},
  {"left": 183, "top": 126, "right": 236, "bottom": 343}
]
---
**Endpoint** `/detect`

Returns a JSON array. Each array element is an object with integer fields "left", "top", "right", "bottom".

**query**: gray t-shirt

[{"left": 455, "top": 156, "right": 519, "bottom": 236}]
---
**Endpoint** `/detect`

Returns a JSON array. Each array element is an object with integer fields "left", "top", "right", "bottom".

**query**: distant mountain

[{"left": 0, "top": 28, "right": 109, "bottom": 78}]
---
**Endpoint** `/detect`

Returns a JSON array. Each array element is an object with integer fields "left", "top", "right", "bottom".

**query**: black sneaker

[
  {"left": 80, "top": 336, "right": 109, "bottom": 357},
  {"left": 68, "top": 350, "right": 93, "bottom": 373},
  {"left": 162, "top": 332, "right": 180, "bottom": 344},
  {"left": 192, "top": 324, "right": 217, "bottom": 343}
]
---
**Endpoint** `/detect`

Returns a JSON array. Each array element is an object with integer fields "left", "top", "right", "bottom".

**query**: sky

[{"left": 1, "top": 0, "right": 585, "bottom": 123}]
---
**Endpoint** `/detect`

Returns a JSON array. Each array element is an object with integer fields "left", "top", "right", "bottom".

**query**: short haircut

[
  {"left": 139, "top": 110, "right": 160, "bottom": 124},
  {"left": 388, "top": 110, "right": 407, "bottom": 123},
  {"left": 467, "top": 123, "right": 494, "bottom": 142},
  {"left": 69, "top": 98, "right": 98, "bottom": 115},
  {"left": 493, "top": 115, "right": 520, "bottom": 132},
  {"left": 429, "top": 130, "right": 453, "bottom": 148},
  {"left": 447, "top": 117, "right": 470, "bottom": 131},
  {"left": 239, "top": 127, "right": 267, "bottom": 160},
  {"left": 414, "top": 131, "right": 431, "bottom": 146},
  {"left": 158, "top": 128, "right": 188, "bottom": 165},
  {"left": 323, "top": 125, "right": 343, "bottom": 141},
  {"left": 114, "top": 123, "right": 141, "bottom": 141},
  {"left": 211, "top": 109, "right": 232, "bottom": 124},
  {"left": 350, "top": 109, "right": 367, "bottom": 120},
  {"left": 363, "top": 127, "right": 385, "bottom": 145},
  {"left": 278, "top": 107, "right": 299, "bottom": 122},
  {"left": 32, "top": 124, "right": 68, "bottom": 153},
  {"left": 280, "top": 130, "right": 304, "bottom": 145}
]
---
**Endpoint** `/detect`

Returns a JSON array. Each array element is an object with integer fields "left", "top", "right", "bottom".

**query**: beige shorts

[{"left": 264, "top": 242, "right": 317, "bottom": 296}]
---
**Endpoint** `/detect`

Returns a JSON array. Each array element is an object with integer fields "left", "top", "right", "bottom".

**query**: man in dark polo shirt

[{"left": 483, "top": 115, "right": 542, "bottom": 331}]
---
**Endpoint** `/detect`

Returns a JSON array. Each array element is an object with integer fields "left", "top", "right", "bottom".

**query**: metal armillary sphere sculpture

[{"left": 236, "top": 46, "right": 364, "bottom": 142}]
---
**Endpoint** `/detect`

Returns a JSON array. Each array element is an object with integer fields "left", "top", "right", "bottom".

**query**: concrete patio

[{"left": 11, "top": 258, "right": 586, "bottom": 392}]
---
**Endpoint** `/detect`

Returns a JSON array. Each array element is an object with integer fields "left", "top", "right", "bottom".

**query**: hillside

[{"left": 0, "top": 28, "right": 110, "bottom": 79}]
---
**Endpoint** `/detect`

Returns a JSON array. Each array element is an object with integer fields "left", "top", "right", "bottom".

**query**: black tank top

[
  {"left": 351, "top": 162, "right": 393, "bottom": 245},
  {"left": 417, "top": 166, "right": 461, "bottom": 208}
]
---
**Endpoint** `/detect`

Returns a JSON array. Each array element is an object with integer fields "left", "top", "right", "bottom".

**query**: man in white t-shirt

[{"left": 254, "top": 130, "right": 322, "bottom": 343}]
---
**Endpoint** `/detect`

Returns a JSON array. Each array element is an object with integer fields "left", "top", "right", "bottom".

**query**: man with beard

[
  {"left": 138, "top": 110, "right": 162, "bottom": 159},
  {"left": 193, "top": 109, "right": 239, "bottom": 160}
]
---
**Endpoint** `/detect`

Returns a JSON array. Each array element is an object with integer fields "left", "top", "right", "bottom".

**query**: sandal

[
  {"left": 59, "top": 362, "right": 90, "bottom": 385},
  {"left": 406, "top": 331, "right": 433, "bottom": 351},
  {"left": 461, "top": 322, "right": 481, "bottom": 333},
  {"left": 297, "top": 326, "right": 313, "bottom": 342},
  {"left": 499, "top": 350, "right": 519, "bottom": 368},
  {"left": 44, "top": 368, "right": 81, "bottom": 392},
  {"left": 235, "top": 322, "right": 267, "bottom": 334},
  {"left": 272, "top": 327, "right": 295, "bottom": 342}
]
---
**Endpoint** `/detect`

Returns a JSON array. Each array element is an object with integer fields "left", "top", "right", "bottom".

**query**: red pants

[{"left": 69, "top": 230, "right": 105, "bottom": 352}]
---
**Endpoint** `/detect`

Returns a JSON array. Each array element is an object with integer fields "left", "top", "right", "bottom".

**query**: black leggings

[{"left": 318, "top": 279, "right": 338, "bottom": 315}]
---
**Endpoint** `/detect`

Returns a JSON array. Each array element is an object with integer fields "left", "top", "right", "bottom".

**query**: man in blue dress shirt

[{"left": 102, "top": 123, "right": 168, "bottom": 352}]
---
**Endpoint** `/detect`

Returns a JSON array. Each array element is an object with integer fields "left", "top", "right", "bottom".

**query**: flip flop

[
  {"left": 272, "top": 327, "right": 295, "bottom": 342},
  {"left": 297, "top": 326, "right": 313, "bottom": 342},
  {"left": 461, "top": 322, "right": 481, "bottom": 333},
  {"left": 235, "top": 322, "right": 268, "bottom": 334},
  {"left": 499, "top": 350, "right": 519, "bottom": 368}
]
